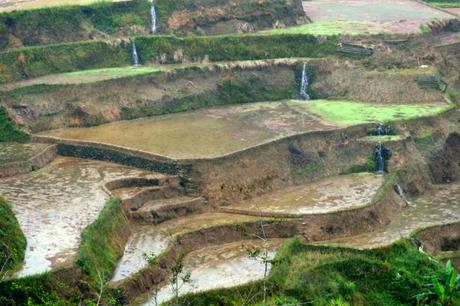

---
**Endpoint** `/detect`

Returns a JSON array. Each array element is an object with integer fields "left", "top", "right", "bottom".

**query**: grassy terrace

[
  {"left": 0, "top": 66, "right": 164, "bottom": 90},
  {"left": 289, "top": 100, "right": 452, "bottom": 125}
]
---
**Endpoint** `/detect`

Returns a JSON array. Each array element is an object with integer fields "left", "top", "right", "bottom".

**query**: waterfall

[
  {"left": 375, "top": 123, "right": 385, "bottom": 173},
  {"left": 151, "top": 4, "right": 157, "bottom": 33},
  {"left": 394, "top": 184, "right": 411, "bottom": 207},
  {"left": 132, "top": 42, "right": 140, "bottom": 66},
  {"left": 299, "top": 63, "right": 310, "bottom": 100},
  {"left": 375, "top": 143, "right": 385, "bottom": 173}
]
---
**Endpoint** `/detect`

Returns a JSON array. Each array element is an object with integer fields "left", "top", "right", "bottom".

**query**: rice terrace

[{"left": 0, "top": 0, "right": 460, "bottom": 305}]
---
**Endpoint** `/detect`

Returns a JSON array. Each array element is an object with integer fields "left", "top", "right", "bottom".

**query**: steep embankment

[
  {"left": 0, "top": 104, "right": 29, "bottom": 142},
  {"left": 0, "top": 196, "right": 26, "bottom": 277},
  {"left": 0, "top": 0, "right": 305, "bottom": 51}
]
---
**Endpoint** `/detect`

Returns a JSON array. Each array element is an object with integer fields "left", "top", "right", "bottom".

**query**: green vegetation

[
  {"left": 0, "top": 33, "right": 340, "bottom": 84},
  {"left": 77, "top": 198, "right": 130, "bottom": 283},
  {"left": 0, "top": 0, "right": 151, "bottom": 51},
  {"left": 0, "top": 196, "right": 26, "bottom": 275},
  {"left": 10, "top": 66, "right": 165, "bottom": 87},
  {"left": 0, "top": 271, "right": 82, "bottom": 306},
  {"left": 0, "top": 40, "right": 131, "bottom": 83},
  {"left": 423, "top": 1, "right": 460, "bottom": 8},
  {"left": 0, "top": 104, "right": 30, "bottom": 142},
  {"left": 134, "top": 34, "right": 338, "bottom": 64},
  {"left": 417, "top": 260, "right": 460, "bottom": 305},
  {"left": 170, "top": 238, "right": 459, "bottom": 306},
  {"left": 289, "top": 100, "right": 451, "bottom": 125}
]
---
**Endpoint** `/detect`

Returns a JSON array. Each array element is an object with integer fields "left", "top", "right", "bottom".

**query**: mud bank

[{"left": 415, "top": 222, "right": 460, "bottom": 254}]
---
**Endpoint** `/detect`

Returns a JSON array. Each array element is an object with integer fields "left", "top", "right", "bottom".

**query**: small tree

[
  {"left": 142, "top": 251, "right": 159, "bottom": 306},
  {"left": 169, "top": 252, "right": 191, "bottom": 306},
  {"left": 247, "top": 214, "right": 274, "bottom": 306}
]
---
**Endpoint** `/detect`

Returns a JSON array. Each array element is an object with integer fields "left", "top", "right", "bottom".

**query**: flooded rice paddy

[
  {"left": 318, "top": 182, "right": 460, "bottom": 249},
  {"left": 142, "top": 239, "right": 284, "bottom": 305},
  {"left": 40, "top": 102, "right": 336, "bottom": 159},
  {"left": 112, "top": 213, "right": 262, "bottom": 282},
  {"left": 226, "top": 173, "right": 384, "bottom": 215},
  {"left": 0, "top": 156, "right": 155, "bottom": 277}
]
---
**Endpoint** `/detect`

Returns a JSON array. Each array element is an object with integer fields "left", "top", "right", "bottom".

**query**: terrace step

[
  {"left": 109, "top": 175, "right": 184, "bottom": 211},
  {"left": 131, "top": 196, "right": 207, "bottom": 224}
]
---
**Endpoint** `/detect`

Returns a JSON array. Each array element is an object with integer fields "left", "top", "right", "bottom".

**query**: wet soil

[
  {"left": 317, "top": 182, "right": 460, "bottom": 249},
  {"left": 142, "top": 239, "right": 283, "bottom": 305},
  {"left": 225, "top": 173, "right": 384, "bottom": 215},
  {"left": 112, "top": 213, "right": 262, "bottom": 282},
  {"left": 40, "top": 102, "right": 336, "bottom": 159}
]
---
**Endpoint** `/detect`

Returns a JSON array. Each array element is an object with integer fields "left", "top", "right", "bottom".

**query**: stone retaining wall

[{"left": 0, "top": 144, "right": 56, "bottom": 178}]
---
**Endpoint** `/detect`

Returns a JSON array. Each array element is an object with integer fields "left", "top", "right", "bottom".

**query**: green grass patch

[
  {"left": 0, "top": 195, "right": 26, "bottom": 274},
  {"left": 61, "top": 66, "right": 162, "bottom": 78},
  {"left": 289, "top": 100, "right": 451, "bottom": 125},
  {"left": 76, "top": 198, "right": 129, "bottom": 283},
  {"left": 0, "top": 104, "right": 30, "bottom": 142},
  {"left": 426, "top": 2, "right": 460, "bottom": 8},
  {"left": 261, "top": 20, "right": 384, "bottom": 36}
]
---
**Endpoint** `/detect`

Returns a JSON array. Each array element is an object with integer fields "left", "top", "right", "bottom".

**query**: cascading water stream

[
  {"left": 375, "top": 143, "right": 385, "bottom": 173},
  {"left": 151, "top": 4, "right": 157, "bottom": 33},
  {"left": 300, "top": 63, "right": 310, "bottom": 100},
  {"left": 132, "top": 42, "right": 140, "bottom": 66},
  {"left": 375, "top": 123, "right": 385, "bottom": 173},
  {"left": 394, "top": 183, "right": 410, "bottom": 207}
]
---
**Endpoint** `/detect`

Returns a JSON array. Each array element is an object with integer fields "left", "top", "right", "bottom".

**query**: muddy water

[
  {"left": 40, "top": 102, "right": 336, "bottom": 159},
  {"left": 112, "top": 213, "right": 262, "bottom": 282},
  {"left": 0, "top": 157, "right": 154, "bottom": 277},
  {"left": 142, "top": 239, "right": 284, "bottom": 306},
  {"left": 228, "top": 173, "right": 384, "bottom": 215},
  {"left": 318, "top": 182, "right": 460, "bottom": 249},
  {"left": 112, "top": 225, "right": 169, "bottom": 282}
]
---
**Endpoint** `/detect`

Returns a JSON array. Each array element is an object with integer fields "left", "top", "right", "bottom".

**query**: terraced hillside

[{"left": 0, "top": 0, "right": 460, "bottom": 305}]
